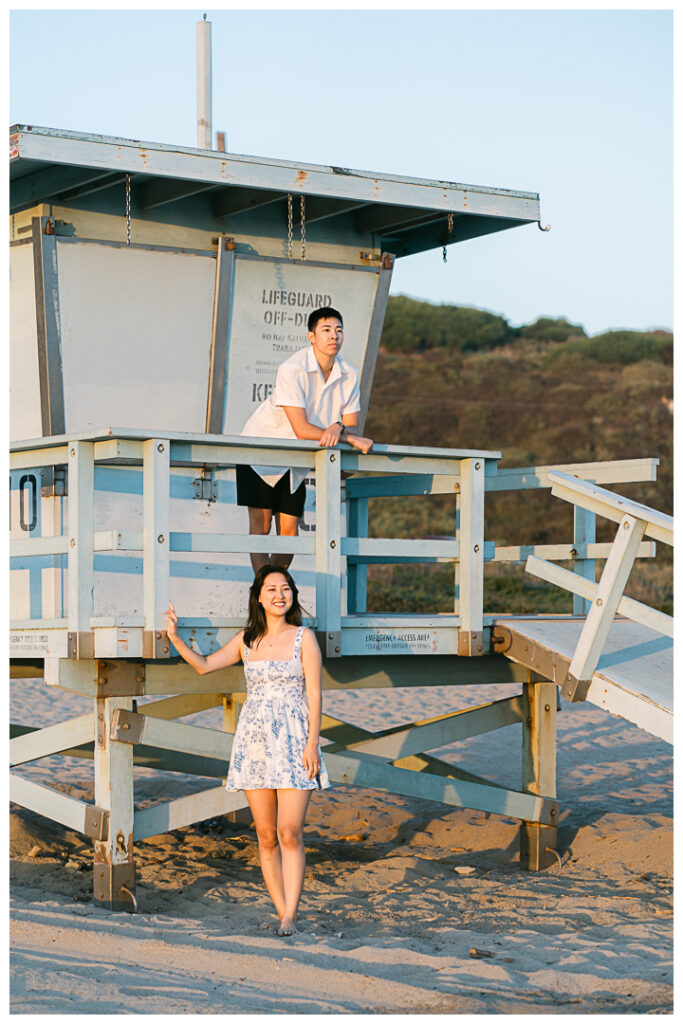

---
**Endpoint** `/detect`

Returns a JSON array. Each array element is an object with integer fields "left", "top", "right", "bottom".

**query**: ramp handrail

[{"left": 525, "top": 472, "right": 673, "bottom": 702}]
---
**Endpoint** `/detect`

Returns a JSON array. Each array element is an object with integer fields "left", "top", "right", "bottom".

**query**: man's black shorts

[{"left": 235, "top": 465, "right": 306, "bottom": 517}]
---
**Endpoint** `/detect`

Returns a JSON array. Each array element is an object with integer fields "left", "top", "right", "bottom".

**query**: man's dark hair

[{"left": 307, "top": 307, "right": 343, "bottom": 333}]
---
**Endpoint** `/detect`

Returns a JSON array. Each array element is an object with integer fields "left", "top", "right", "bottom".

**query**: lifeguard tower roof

[{"left": 10, "top": 124, "right": 541, "bottom": 255}]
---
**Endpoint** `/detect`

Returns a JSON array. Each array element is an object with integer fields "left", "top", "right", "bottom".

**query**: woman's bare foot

[{"left": 277, "top": 917, "right": 297, "bottom": 937}]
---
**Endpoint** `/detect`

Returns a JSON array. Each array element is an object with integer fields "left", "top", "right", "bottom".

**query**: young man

[{"left": 237, "top": 306, "right": 373, "bottom": 571}]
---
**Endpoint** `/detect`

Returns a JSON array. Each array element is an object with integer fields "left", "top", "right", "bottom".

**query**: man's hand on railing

[
  {"left": 344, "top": 434, "right": 373, "bottom": 455},
  {"left": 318, "top": 422, "right": 345, "bottom": 447}
]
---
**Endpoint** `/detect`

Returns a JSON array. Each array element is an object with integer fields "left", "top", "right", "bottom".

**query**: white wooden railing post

[
  {"left": 143, "top": 438, "right": 170, "bottom": 659},
  {"left": 67, "top": 440, "right": 95, "bottom": 658},
  {"left": 458, "top": 457, "right": 485, "bottom": 655},
  {"left": 572, "top": 505, "right": 596, "bottom": 615},
  {"left": 563, "top": 512, "right": 646, "bottom": 701},
  {"left": 315, "top": 448, "right": 342, "bottom": 657}
]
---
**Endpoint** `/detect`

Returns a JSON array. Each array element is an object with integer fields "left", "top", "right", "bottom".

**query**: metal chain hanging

[
  {"left": 442, "top": 212, "right": 453, "bottom": 263},
  {"left": 287, "top": 194, "right": 294, "bottom": 260},
  {"left": 125, "top": 173, "right": 131, "bottom": 246},
  {"left": 300, "top": 195, "right": 306, "bottom": 261}
]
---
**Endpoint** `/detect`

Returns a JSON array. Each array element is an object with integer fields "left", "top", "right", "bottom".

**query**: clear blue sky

[{"left": 9, "top": 7, "right": 673, "bottom": 336}]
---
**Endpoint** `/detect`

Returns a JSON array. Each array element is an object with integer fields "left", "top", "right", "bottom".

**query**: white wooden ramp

[{"left": 492, "top": 617, "right": 673, "bottom": 744}]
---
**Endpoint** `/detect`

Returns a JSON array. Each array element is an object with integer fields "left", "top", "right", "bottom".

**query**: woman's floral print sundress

[{"left": 225, "top": 626, "right": 330, "bottom": 791}]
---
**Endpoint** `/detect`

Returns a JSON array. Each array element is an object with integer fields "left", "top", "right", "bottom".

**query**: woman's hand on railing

[
  {"left": 164, "top": 601, "right": 179, "bottom": 640},
  {"left": 345, "top": 434, "right": 374, "bottom": 455}
]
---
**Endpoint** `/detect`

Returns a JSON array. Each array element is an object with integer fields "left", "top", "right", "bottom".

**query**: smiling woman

[{"left": 164, "top": 564, "right": 329, "bottom": 937}]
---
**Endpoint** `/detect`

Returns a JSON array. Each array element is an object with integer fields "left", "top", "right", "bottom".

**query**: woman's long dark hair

[{"left": 243, "top": 564, "right": 303, "bottom": 649}]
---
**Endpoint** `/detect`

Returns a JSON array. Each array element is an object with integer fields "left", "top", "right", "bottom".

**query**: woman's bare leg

[
  {"left": 275, "top": 788, "right": 312, "bottom": 933},
  {"left": 244, "top": 789, "right": 285, "bottom": 919}
]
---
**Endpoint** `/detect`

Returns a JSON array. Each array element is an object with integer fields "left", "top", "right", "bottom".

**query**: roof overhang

[{"left": 10, "top": 125, "right": 542, "bottom": 257}]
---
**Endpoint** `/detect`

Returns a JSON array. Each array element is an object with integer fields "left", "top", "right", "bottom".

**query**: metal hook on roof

[{"left": 538, "top": 220, "right": 551, "bottom": 232}]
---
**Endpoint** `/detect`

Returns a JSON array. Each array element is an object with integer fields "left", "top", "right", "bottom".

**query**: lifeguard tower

[{"left": 10, "top": 121, "right": 672, "bottom": 911}]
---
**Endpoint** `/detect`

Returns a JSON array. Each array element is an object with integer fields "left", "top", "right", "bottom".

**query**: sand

[{"left": 10, "top": 676, "right": 673, "bottom": 1014}]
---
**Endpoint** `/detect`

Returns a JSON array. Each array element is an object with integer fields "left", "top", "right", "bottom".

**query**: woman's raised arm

[{"left": 164, "top": 601, "right": 244, "bottom": 675}]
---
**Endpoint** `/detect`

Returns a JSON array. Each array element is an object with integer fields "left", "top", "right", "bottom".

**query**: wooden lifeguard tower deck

[{"left": 9, "top": 126, "right": 672, "bottom": 912}]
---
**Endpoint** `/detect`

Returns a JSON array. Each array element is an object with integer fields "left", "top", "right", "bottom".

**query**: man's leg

[
  {"left": 273, "top": 512, "right": 300, "bottom": 570},
  {"left": 248, "top": 506, "right": 273, "bottom": 572}
]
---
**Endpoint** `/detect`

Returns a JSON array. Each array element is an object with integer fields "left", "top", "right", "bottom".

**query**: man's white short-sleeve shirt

[{"left": 241, "top": 345, "right": 361, "bottom": 491}]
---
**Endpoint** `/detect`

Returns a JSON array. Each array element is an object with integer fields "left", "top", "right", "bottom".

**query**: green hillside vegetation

[{"left": 364, "top": 297, "right": 673, "bottom": 616}]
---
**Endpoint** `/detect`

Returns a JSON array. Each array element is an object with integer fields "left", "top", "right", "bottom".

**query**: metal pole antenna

[{"left": 197, "top": 15, "right": 212, "bottom": 149}]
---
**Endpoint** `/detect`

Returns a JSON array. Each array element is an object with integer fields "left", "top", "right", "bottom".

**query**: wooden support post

[
  {"left": 346, "top": 495, "right": 368, "bottom": 614},
  {"left": 315, "top": 448, "right": 342, "bottom": 656},
  {"left": 572, "top": 505, "right": 596, "bottom": 614},
  {"left": 67, "top": 441, "right": 94, "bottom": 658},
  {"left": 142, "top": 438, "right": 170, "bottom": 659},
  {"left": 458, "top": 458, "right": 485, "bottom": 654},
  {"left": 564, "top": 513, "right": 647, "bottom": 701},
  {"left": 222, "top": 694, "right": 251, "bottom": 825},
  {"left": 520, "top": 676, "right": 558, "bottom": 870},
  {"left": 93, "top": 694, "right": 136, "bottom": 912}
]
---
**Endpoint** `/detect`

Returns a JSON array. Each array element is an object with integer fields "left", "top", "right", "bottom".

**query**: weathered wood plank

[
  {"left": 112, "top": 710, "right": 234, "bottom": 761},
  {"left": 10, "top": 773, "right": 108, "bottom": 840},
  {"left": 567, "top": 514, "right": 647, "bottom": 686},
  {"left": 494, "top": 541, "right": 654, "bottom": 563},
  {"left": 93, "top": 531, "right": 143, "bottom": 552},
  {"left": 10, "top": 446, "right": 69, "bottom": 470},
  {"left": 342, "top": 537, "right": 460, "bottom": 560},
  {"left": 10, "top": 712, "right": 94, "bottom": 766},
  {"left": 346, "top": 495, "right": 368, "bottom": 614},
  {"left": 67, "top": 441, "right": 94, "bottom": 635},
  {"left": 346, "top": 696, "right": 524, "bottom": 760},
  {"left": 525, "top": 554, "right": 673, "bottom": 638},
  {"left": 458, "top": 458, "right": 485, "bottom": 651},
  {"left": 315, "top": 449, "right": 342, "bottom": 652},
  {"left": 10, "top": 536, "right": 69, "bottom": 557},
  {"left": 134, "top": 786, "right": 249, "bottom": 840},
  {"left": 487, "top": 458, "right": 658, "bottom": 492},
  {"left": 94, "top": 696, "right": 134, "bottom": 866},
  {"left": 143, "top": 439, "right": 170, "bottom": 638},
  {"left": 548, "top": 472, "right": 673, "bottom": 546},
  {"left": 138, "top": 693, "right": 222, "bottom": 720},
  {"left": 323, "top": 751, "right": 559, "bottom": 825},
  {"left": 169, "top": 533, "right": 314, "bottom": 554},
  {"left": 346, "top": 474, "right": 460, "bottom": 499}
]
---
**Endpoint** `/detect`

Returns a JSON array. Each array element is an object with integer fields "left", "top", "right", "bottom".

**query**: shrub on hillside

[
  {"left": 518, "top": 316, "right": 586, "bottom": 342},
  {"left": 381, "top": 295, "right": 512, "bottom": 352},
  {"left": 546, "top": 330, "right": 673, "bottom": 366}
]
